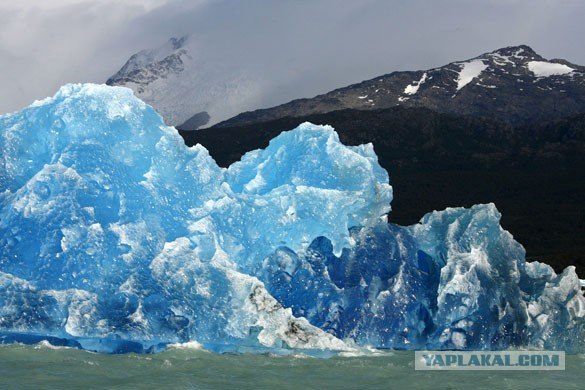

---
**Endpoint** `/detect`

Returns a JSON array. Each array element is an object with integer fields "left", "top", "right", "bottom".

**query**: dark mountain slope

[{"left": 215, "top": 45, "right": 585, "bottom": 128}]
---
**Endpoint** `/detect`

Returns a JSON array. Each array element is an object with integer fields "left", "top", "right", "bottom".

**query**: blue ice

[{"left": 0, "top": 84, "right": 583, "bottom": 353}]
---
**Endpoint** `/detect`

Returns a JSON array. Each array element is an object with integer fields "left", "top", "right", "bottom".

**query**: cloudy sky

[{"left": 1, "top": 0, "right": 584, "bottom": 115}]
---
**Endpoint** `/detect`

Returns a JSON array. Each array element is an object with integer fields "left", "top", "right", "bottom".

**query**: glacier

[{"left": 0, "top": 83, "right": 584, "bottom": 354}]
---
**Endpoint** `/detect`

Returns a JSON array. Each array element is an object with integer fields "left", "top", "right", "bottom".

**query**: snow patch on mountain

[
  {"left": 455, "top": 60, "right": 488, "bottom": 91},
  {"left": 489, "top": 53, "right": 516, "bottom": 67},
  {"left": 528, "top": 61, "right": 574, "bottom": 77},
  {"left": 404, "top": 73, "right": 427, "bottom": 95}
]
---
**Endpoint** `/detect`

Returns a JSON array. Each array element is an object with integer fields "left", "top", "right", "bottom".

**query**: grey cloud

[{"left": 1, "top": 0, "right": 584, "bottom": 115}]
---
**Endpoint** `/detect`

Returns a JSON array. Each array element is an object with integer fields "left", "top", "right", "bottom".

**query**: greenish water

[{"left": 0, "top": 344, "right": 583, "bottom": 389}]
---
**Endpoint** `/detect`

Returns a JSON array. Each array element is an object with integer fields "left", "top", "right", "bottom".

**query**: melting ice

[{"left": 0, "top": 84, "right": 583, "bottom": 353}]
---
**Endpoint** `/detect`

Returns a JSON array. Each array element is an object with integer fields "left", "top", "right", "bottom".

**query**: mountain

[
  {"left": 106, "top": 36, "right": 264, "bottom": 128},
  {"left": 108, "top": 43, "right": 585, "bottom": 129},
  {"left": 215, "top": 45, "right": 585, "bottom": 128},
  {"left": 180, "top": 107, "right": 585, "bottom": 274}
]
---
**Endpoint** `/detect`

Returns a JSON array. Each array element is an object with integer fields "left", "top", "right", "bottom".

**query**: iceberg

[
  {"left": 0, "top": 84, "right": 583, "bottom": 353},
  {"left": 262, "top": 205, "right": 585, "bottom": 352}
]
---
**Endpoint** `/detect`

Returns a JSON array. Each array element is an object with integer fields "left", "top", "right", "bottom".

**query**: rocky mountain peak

[
  {"left": 106, "top": 36, "right": 190, "bottom": 89},
  {"left": 169, "top": 36, "right": 189, "bottom": 50},
  {"left": 489, "top": 44, "right": 537, "bottom": 58},
  {"left": 215, "top": 45, "right": 585, "bottom": 128}
]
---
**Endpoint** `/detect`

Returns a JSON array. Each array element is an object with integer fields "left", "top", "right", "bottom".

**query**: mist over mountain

[{"left": 106, "top": 35, "right": 263, "bottom": 128}]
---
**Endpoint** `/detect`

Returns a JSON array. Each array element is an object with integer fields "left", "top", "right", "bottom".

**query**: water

[{"left": 0, "top": 344, "right": 583, "bottom": 389}]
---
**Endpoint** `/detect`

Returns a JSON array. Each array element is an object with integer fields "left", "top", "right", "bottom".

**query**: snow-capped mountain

[
  {"left": 109, "top": 43, "right": 585, "bottom": 129},
  {"left": 107, "top": 37, "right": 188, "bottom": 90},
  {"left": 107, "top": 36, "right": 265, "bottom": 128},
  {"left": 217, "top": 45, "right": 585, "bottom": 127}
]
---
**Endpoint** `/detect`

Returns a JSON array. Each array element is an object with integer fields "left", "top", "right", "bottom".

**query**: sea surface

[{"left": 0, "top": 343, "right": 583, "bottom": 389}]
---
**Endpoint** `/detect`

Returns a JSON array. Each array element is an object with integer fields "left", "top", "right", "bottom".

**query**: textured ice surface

[
  {"left": 261, "top": 205, "right": 585, "bottom": 352},
  {"left": 0, "top": 84, "right": 584, "bottom": 353}
]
